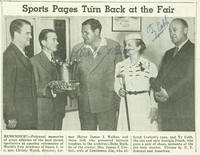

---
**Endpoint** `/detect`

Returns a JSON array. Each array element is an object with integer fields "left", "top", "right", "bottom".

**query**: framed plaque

[{"left": 112, "top": 17, "right": 141, "bottom": 32}]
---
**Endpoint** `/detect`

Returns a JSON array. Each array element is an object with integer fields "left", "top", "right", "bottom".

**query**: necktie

[
  {"left": 51, "top": 54, "right": 56, "bottom": 65},
  {"left": 173, "top": 46, "right": 179, "bottom": 57}
]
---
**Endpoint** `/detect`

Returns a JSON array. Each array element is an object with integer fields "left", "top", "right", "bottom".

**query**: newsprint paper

[{"left": 0, "top": 0, "right": 200, "bottom": 155}]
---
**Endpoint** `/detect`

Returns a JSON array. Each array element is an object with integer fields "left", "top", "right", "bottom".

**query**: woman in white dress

[{"left": 114, "top": 33, "right": 158, "bottom": 131}]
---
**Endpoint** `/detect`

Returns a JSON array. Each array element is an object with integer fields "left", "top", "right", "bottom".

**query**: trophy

[{"left": 47, "top": 58, "right": 80, "bottom": 95}]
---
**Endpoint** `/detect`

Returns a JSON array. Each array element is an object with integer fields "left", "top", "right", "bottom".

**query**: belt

[{"left": 126, "top": 90, "right": 149, "bottom": 95}]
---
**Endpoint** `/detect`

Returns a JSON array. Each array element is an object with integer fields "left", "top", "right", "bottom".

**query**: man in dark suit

[
  {"left": 71, "top": 18, "right": 122, "bottom": 130},
  {"left": 3, "top": 19, "right": 37, "bottom": 130},
  {"left": 155, "top": 18, "right": 195, "bottom": 131},
  {"left": 31, "top": 29, "right": 66, "bottom": 130}
]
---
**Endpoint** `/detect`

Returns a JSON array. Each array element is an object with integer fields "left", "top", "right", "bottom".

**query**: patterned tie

[
  {"left": 173, "top": 46, "right": 179, "bottom": 57},
  {"left": 51, "top": 54, "right": 56, "bottom": 65}
]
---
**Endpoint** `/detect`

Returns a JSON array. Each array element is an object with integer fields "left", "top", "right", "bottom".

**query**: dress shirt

[
  {"left": 43, "top": 49, "right": 57, "bottom": 98},
  {"left": 12, "top": 42, "right": 28, "bottom": 58},
  {"left": 84, "top": 37, "right": 107, "bottom": 58},
  {"left": 177, "top": 38, "right": 189, "bottom": 53}
]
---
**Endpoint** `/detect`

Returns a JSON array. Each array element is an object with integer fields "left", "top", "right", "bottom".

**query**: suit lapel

[
  {"left": 84, "top": 48, "right": 94, "bottom": 68},
  {"left": 175, "top": 40, "right": 191, "bottom": 57},
  {"left": 89, "top": 45, "right": 108, "bottom": 73},
  {"left": 39, "top": 52, "right": 58, "bottom": 80},
  {"left": 162, "top": 40, "right": 191, "bottom": 79},
  {"left": 11, "top": 43, "right": 32, "bottom": 71}
]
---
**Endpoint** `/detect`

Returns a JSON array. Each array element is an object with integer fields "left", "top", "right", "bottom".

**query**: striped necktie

[{"left": 51, "top": 54, "right": 56, "bottom": 65}]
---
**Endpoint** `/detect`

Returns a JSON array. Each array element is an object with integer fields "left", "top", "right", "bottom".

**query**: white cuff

[{"left": 51, "top": 89, "right": 57, "bottom": 98}]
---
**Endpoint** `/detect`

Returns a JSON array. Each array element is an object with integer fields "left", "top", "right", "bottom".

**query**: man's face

[
  {"left": 17, "top": 24, "right": 32, "bottom": 47},
  {"left": 169, "top": 20, "right": 188, "bottom": 46},
  {"left": 82, "top": 24, "right": 98, "bottom": 45},
  {"left": 43, "top": 32, "right": 58, "bottom": 52}
]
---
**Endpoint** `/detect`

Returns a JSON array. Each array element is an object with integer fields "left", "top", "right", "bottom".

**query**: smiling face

[
  {"left": 125, "top": 39, "right": 140, "bottom": 57},
  {"left": 81, "top": 24, "right": 99, "bottom": 45},
  {"left": 169, "top": 20, "right": 188, "bottom": 46}
]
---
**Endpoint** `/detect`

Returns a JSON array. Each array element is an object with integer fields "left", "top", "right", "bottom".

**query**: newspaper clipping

[{"left": 0, "top": 0, "right": 199, "bottom": 154}]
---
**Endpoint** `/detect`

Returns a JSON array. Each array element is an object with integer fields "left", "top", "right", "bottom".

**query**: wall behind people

[
  {"left": 3, "top": 17, "right": 69, "bottom": 56},
  {"left": 69, "top": 17, "right": 195, "bottom": 67},
  {"left": 3, "top": 16, "right": 195, "bottom": 67}
]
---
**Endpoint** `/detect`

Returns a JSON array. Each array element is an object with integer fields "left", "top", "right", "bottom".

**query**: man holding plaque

[
  {"left": 3, "top": 19, "right": 37, "bottom": 130},
  {"left": 31, "top": 29, "right": 67, "bottom": 130},
  {"left": 71, "top": 18, "right": 122, "bottom": 130},
  {"left": 154, "top": 18, "right": 195, "bottom": 131}
]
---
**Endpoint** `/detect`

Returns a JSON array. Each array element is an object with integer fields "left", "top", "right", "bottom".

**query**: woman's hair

[{"left": 123, "top": 39, "right": 146, "bottom": 58}]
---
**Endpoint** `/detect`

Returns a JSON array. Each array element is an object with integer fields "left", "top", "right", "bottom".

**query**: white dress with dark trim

[{"left": 114, "top": 57, "right": 158, "bottom": 131}]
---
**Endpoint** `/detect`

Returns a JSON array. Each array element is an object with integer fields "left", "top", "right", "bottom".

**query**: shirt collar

[
  {"left": 177, "top": 38, "right": 188, "bottom": 51},
  {"left": 43, "top": 49, "right": 53, "bottom": 61},
  {"left": 12, "top": 42, "right": 28, "bottom": 58},
  {"left": 84, "top": 37, "right": 107, "bottom": 53},
  {"left": 126, "top": 56, "right": 143, "bottom": 66}
]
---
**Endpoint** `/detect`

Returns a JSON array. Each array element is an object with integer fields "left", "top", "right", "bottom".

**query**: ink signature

[
  {"left": 147, "top": 16, "right": 169, "bottom": 42},
  {"left": 74, "top": 47, "right": 121, "bottom": 57}
]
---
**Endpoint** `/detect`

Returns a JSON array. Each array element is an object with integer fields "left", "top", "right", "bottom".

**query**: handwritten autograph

[
  {"left": 74, "top": 47, "right": 122, "bottom": 57},
  {"left": 147, "top": 16, "right": 170, "bottom": 42}
]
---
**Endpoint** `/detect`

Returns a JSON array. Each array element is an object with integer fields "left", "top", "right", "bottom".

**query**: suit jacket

[
  {"left": 157, "top": 40, "right": 195, "bottom": 130},
  {"left": 3, "top": 43, "right": 37, "bottom": 129},
  {"left": 71, "top": 38, "right": 122, "bottom": 113},
  {"left": 30, "top": 52, "right": 66, "bottom": 122}
]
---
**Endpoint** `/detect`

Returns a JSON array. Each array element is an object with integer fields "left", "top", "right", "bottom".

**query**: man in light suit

[
  {"left": 71, "top": 18, "right": 122, "bottom": 130},
  {"left": 31, "top": 29, "right": 66, "bottom": 130},
  {"left": 154, "top": 18, "right": 195, "bottom": 131},
  {"left": 3, "top": 19, "right": 37, "bottom": 130}
]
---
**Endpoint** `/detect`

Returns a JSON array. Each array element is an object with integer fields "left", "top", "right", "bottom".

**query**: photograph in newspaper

[{"left": 2, "top": 16, "right": 195, "bottom": 131}]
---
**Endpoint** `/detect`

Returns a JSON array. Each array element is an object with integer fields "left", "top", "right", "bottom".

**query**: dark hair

[
  {"left": 172, "top": 18, "right": 188, "bottom": 28},
  {"left": 9, "top": 19, "right": 31, "bottom": 39},
  {"left": 123, "top": 39, "right": 146, "bottom": 58},
  {"left": 82, "top": 18, "right": 102, "bottom": 34},
  {"left": 39, "top": 29, "right": 56, "bottom": 48},
  {"left": 135, "top": 39, "right": 146, "bottom": 54}
]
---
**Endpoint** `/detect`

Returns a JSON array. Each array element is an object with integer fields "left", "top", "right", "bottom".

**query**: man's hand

[
  {"left": 155, "top": 87, "right": 169, "bottom": 102},
  {"left": 7, "top": 119, "right": 17, "bottom": 129}
]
